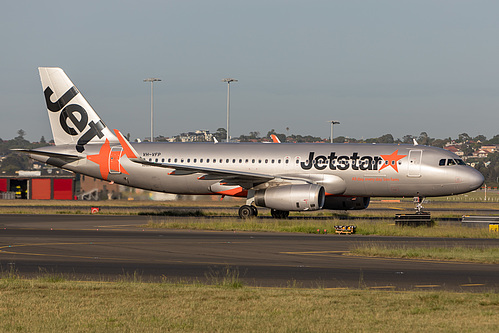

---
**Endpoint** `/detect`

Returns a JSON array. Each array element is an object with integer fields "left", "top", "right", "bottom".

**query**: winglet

[
  {"left": 113, "top": 129, "right": 139, "bottom": 158},
  {"left": 270, "top": 134, "right": 281, "bottom": 143}
]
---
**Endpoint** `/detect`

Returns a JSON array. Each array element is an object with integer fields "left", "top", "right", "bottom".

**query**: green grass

[
  {"left": 146, "top": 217, "right": 499, "bottom": 239},
  {"left": 0, "top": 277, "right": 498, "bottom": 332},
  {"left": 350, "top": 244, "right": 499, "bottom": 264}
]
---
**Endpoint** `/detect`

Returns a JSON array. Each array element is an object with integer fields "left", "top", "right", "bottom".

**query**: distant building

[
  {"left": 480, "top": 145, "right": 499, "bottom": 154},
  {"left": 0, "top": 170, "right": 75, "bottom": 200},
  {"left": 164, "top": 130, "right": 213, "bottom": 142},
  {"left": 443, "top": 145, "right": 464, "bottom": 157}
]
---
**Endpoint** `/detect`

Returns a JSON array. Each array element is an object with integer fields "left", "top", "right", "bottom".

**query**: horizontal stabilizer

[{"left": 11, "top": 148, "right": 82, "bottom": 162}]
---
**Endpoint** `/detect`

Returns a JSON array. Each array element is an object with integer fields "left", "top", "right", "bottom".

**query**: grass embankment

[
  {"left": 350, "top": 244, "right": 499, "bottom": 264},
  {"left": 146, "top": 217, "right": 499, "bottom": 239},
  {"left": 0, "top": 277, "right": 498, "bottom": 332}
]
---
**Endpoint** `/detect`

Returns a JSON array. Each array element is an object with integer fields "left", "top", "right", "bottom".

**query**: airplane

[{"left": 17, "top": 67, "right": 484, "bottom": 219}]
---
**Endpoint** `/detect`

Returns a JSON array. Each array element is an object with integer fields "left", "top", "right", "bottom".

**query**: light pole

[
  {"left": 222, "top": 78, "right": 238, "bottom": 142},
  {"left": 144, "top": 78, "right": 162, "bottom": 142},
  {"left": 329, "top": 120, "right": 340, "bottom": 143}
]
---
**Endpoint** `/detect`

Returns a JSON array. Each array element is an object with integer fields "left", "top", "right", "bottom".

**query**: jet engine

[
  {"left": 254, "top": 184, "right": 325, "bottom": 211},
  {"left": 323, "top": 196, "right": 370, "bottom": 210}
]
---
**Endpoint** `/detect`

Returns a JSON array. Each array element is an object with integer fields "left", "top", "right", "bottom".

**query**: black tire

[
  {"left": 271, "top": 209, "right": 289, "bottom": 219},
  {"left": 250, "top": 205, "right": 258, "bottom": 217},
  {"left": 239, "top": 205, "right": 255, "bottom": 219},
  {"left": 279, "top": 210, "right": 290, "bottom": 219}
]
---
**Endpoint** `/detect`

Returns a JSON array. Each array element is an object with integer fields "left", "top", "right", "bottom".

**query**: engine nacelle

[
  {"left": 323, "top": 196, "right": 370, "bottom": 210},
  {"left": 254, "top": 184, "right": 325, "bottom": 211}
]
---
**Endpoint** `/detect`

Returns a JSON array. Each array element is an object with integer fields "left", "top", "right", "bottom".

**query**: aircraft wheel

[
  {"left": 239, "top": 205, "right": 255, "bottom": 219},
  {"left": 250, "top": 205, "right": 258, "bottom": 217},
  {"left": 271, "top": 209, "right": 289, "bottom": 219}
]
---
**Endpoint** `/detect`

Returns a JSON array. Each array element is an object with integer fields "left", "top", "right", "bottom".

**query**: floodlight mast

[
  {"left": 222, "top": 78, "right": 238, "bottom": 142},
  {"left": 143, "top": 78, "right": 162, "bottom": 142},
  {"left": 329, "top": 120, "right": 340, "bottom": 143}
]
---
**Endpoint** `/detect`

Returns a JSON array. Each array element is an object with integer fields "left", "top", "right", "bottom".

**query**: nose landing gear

[{"left": 413, "top": 196, "right": 425, "bottom": 214}]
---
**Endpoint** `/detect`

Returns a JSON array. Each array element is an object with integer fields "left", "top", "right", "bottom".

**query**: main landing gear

[
  {"left": 238, "top": 190, "right": 290, "bottom": 219},
  {"left": 237, "top": 205, "right": 290, "bottom": 219},
  {"left": 270, "top": 209, "right": 289, "bottom": 219},
  {"left": 238, "top": 205, "right": 258, "bottom": 219}
]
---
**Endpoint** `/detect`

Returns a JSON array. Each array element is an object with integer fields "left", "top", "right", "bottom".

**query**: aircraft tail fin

[{"left": 38, "top": 67, "right": 117, "bottom": 152}]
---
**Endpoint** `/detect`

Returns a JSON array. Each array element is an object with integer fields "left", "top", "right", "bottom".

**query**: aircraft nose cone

[{"left": 466, "top": 168, "right": 484, "bottom": 191}]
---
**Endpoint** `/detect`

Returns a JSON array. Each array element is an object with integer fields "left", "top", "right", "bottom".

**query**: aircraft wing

[{"left": 129, "top": 157, "right": 274, "bottom": 184}]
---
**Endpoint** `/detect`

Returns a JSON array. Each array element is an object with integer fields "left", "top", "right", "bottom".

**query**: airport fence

[{"left": 0, "top": 192, "right": 16, "bottom": 200}]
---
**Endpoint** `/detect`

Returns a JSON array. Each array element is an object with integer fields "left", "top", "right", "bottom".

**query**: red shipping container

[
  {"left": 31, "top": 179, "right": 51, "bottom": 200},
  {"left": 53, "top": 179, "right": 73, "bottom": 200},
  {"left": 0, "top": 179, "right": 7, "bottom": 192}
]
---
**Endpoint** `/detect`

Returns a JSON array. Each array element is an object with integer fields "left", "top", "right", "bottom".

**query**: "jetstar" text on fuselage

[{"left": 300, "top": 152, "right": 384, "bottom": 171}]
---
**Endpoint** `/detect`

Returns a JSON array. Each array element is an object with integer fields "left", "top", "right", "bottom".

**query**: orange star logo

[
  {"left": 379, "top": 150, "right": 407, "bottom": 173},
  {"left": 87, "top": 139, "right": 129, "bottom": 180}
]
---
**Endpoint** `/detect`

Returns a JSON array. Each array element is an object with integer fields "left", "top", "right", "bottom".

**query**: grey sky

[{"left": 1, "top": 0, "right": 499, "bottom": 142}]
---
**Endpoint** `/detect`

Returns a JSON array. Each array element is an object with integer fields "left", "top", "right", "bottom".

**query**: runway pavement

[{"left": 0, "top": 214, "right": 498, "bottom": 291}]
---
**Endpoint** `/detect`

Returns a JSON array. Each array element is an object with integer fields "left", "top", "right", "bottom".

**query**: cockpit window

[{"left": 440, "top": 158, "right": 466, "bottom": 167}]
